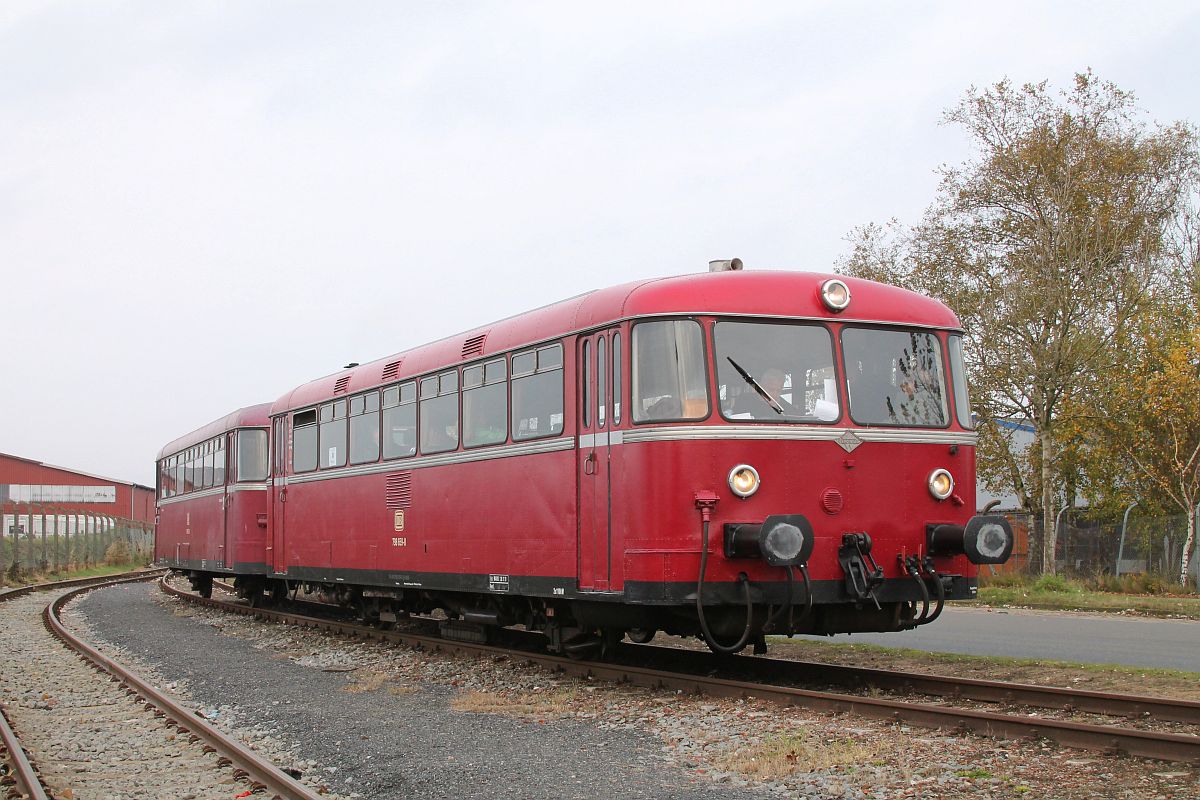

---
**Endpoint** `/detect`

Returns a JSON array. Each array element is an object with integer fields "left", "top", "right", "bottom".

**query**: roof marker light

[{"left": 820, "top": 279, "right": 851, "bottom": 312}]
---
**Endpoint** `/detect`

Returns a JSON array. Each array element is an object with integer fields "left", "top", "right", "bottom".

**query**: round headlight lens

[
  {"left": 820, "top": 279, "right": 851, "bottom": 312},
  {"left": 728, "top": 464, "right": 761, "bottom": 498},
  {"left": 928, "top": 468, "right": 954, "bottom": 500}
]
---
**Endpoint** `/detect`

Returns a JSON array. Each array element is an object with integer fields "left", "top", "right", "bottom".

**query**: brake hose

[{"left": 696, "top": 516, "right": 755, "bottom": 654}]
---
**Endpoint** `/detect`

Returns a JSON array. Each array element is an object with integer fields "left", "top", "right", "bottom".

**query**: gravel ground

[
  {"left": 0, "top": 588, "right": 259, "bottom": 800},
  {"left": 70, "top": 580, "right": 1200, "bottom": 799}
]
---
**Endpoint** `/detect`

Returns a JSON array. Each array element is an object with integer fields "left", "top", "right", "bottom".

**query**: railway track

[
  {"left": 0, "top": 571, "right": 325, "bottom": 800},
  {"left": 170, "top": 576, "right": 1200, "bottom": 764}
]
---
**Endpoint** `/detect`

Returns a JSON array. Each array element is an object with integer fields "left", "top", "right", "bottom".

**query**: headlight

[
  {"left": 820, "top": 279, "right": 851, "bottom": 312},
  {"left": 728, "top": 464, "right": 761, "bottom": 498},
  {"left": 928, "top": 468, "right": 954, "bottom": 500}
]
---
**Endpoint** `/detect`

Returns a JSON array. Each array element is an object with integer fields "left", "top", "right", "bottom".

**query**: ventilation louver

[
  {"left": 385, "top": 473, "right": 412, "bottom": 509},
  {"left": 333, "top": 376, "right": 350, "bottom": 394},
  {"left": 381, "top": 360, "right": 402, "bottom": 382},
  {"left": 461, "top": 333, "right": 487, "bottom": 359}
]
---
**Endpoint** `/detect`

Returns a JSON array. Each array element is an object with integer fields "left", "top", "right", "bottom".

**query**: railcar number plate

[{"left": 489, "top": 574, "right": 510, "bottom": 592}]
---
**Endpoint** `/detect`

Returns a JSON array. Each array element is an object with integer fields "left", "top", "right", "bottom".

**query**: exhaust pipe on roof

[{"left": 709, "top": 258, "right": 743, "bottom": 272}]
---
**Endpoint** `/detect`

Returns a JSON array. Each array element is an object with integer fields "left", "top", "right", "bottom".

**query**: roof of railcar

[
  {"left": 272, "top": 270, "right": 960, "bottom": 415},
  {"left": 157, "top": 403, "right": 273, "bottom": 460}
]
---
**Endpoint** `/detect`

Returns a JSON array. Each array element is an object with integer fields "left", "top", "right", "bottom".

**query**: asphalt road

[{"left": 799, "top": 606, "right": 1200, "bottom": 671}]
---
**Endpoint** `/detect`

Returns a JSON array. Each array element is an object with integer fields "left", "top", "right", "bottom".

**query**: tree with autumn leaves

[{"left": 839, "top": 70, "right": 1200, "bottom": 582}]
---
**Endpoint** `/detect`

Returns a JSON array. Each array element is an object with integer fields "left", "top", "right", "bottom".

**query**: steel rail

[
  {"left": 629, "top": 643, "right": 1200, "bottom": 724},
  {"left": 166, "top": 579, "right": 1200, "bottom": 763},
  {"left": 37, "top": 574, "right": 324, "bottom": 800},
  {"left": 0, "top": 704, "right": 50, "bottom": 800},
  {"left": 208, "top": 578, "right": 1200, "bottom": 725},
  {"left": 0, "top": 569, "right": 167, "bottom": 800}
]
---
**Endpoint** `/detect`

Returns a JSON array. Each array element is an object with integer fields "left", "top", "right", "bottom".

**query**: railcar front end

[{"left": 154, "top": 404, "right": 273, "bottom": 599}]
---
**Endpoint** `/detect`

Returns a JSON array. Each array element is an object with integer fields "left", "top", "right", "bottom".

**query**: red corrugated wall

[{"left": 0, "top": 453, "right": 155, "bottom": 525}]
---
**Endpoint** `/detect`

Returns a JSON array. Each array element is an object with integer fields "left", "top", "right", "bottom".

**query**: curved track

[
  {"left": 170, "top": 577, "right": 1200, "bottom": 764},
  {"left": 0, "top": 571, "right": 324, "bottom": 800}
]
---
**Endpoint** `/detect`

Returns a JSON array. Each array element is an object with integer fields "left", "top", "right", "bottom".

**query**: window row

[
  {"left": 158, "top": 429, "right": 269, "bottom": 499},
  {"left": 291, "top": 344, "right": 565, "bottom": 473}
]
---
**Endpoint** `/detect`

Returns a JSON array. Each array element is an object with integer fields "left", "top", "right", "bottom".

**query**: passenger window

[
  {"left": 349, "top": 391, "right": 381, "bottom": 465},
  {"left": 464, "top": 358, "right": 507, "bottom": 448},
  {"left": 632, "top": 320, "right": 709, "bottom": 422},
  {"left": 185, "top": 448, "right": 196, "bottom": 492},
  {"left": 214, "top": 438, "right": 226, "bottom": 485},
  {"left": 582, "top": 340, "right": 591, "bottom": 428},
  {"left": 237, "top": 429, "right": 269, "bottom": 481},
  {"left": 383, "top": 382, "right": 417, "bottom": 459},
  {"left": 319, "top": 399, "right": 348, "bottom": 468},
  {"left": 175, "top": 457, "right": 185, "bottom": 495},
  {"left": 293, "top": 409, "right": 318, "bottom": 472},
  {"left": 598, "top": 337, "right": 606, "bottom": 428},
  {"left": 420, "top": 370, "right": 459, "bottom": 454},
  {"left": 512, "top": 344, "right": 564, "bottom": 441},
  {"left": 613, "top": 332, "right": 622, "bottom": 425}
]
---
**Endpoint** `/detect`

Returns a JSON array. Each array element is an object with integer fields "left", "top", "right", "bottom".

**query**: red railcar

[
  {"left": 159, "top": 267, "right": 1011, "bottom": 654},
  {"left": 155, "top": 404, "right": 272, "bottom": 597}
]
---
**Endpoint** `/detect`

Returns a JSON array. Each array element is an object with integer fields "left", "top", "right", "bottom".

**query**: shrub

[
  {"left": 103, "top": 539, "right": 131, "bottom": 566},
  {"left": 1031, "top": 573, "right": 1080, "bottom": 593},
  {"left": 1090, "top": 572, "right": 1170, "bottom": 595}
]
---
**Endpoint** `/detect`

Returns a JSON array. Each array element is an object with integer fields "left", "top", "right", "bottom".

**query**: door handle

[
  {"left": 584, "top": 452, "right": 596, "bottom": 475},
  {"left": 279, "top": 488, "right": 287, "bottom": 503}
]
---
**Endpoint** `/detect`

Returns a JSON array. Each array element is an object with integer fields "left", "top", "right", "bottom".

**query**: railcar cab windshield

[
  {"left": 715, "top": 321, "right": 840, "bottom": 422},
  {"left": 633, "top": 316, "right": 968, "bottom": 430}
]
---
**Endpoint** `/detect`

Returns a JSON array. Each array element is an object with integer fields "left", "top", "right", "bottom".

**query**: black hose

[
  {"left": 905, "top": 561, "right": 931, "bottom": 628},
  {"left": 696, "top": 518, "right": 755, "bottom": 653},
  {"left": 797, "top": 564, "right": 812, "bottom": 623},
  {"left": 763, "top": 563, "right": 794, "bottom": 633},
  {"left": 924, "top": 570, "right": 946, "bottom": 624}
]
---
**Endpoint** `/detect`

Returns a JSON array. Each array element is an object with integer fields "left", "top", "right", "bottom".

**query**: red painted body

[
  {"left": 158, "top": 270, "right": 992, "bottom": 644},
  {"left": 154, "top": 404, "right": 272, "bottom": 574}
]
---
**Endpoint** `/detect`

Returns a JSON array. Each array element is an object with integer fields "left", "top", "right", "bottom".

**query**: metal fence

[
  {"left": 1, "top": 501, "right": 153, "bottom": 579},
  {"left": 997, "top": 509, "right": 1199, "bottom": 587}
]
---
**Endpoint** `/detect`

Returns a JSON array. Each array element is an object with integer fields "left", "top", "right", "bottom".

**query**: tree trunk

[
  {"left": 1181, "top": 504, "right": 1197, "bottom": 589},
  {"left": 1041, "top": 430, "right": 1057, "bottom": 575}
]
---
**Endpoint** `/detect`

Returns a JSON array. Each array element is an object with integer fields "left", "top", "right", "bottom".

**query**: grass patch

[
  {"left": 765, "top": 637, "right": 1200, "bottom": 700},
  {"left": 1, "top": 561, "right": 150, "bottom": 588},
  {"left": 342, "top": 670, "right": 418, "bottom": 696},
  {"left": 957, "top": 768, "right": 993, "bottom": 779},
  {"left": 971, "top": 586, "right": 1200, "bottom": 619},
  {"left": 715, "top": 731, "right": 884, "bottom": 779},
  {"left": 451, "top": 688, "right": 578, "bottom": 718}
]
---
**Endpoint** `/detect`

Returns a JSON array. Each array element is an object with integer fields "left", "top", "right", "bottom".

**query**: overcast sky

[{"left": 2, "top": 1, "right": 1198, "bottom": 487}]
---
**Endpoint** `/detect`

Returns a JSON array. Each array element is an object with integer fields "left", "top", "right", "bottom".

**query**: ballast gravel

[
  {"left": 70, "top": 580, "right": 1199, "bottom": 800},
  {"left": 0, "top": 587, "right": 259, "bottom": 800}
]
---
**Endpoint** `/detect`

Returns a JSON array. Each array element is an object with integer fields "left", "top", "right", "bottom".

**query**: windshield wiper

[{"left": 726, "top": 357, "right": 784, "bottom": 414}]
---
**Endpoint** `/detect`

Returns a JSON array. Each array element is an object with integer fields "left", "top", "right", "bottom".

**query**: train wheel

[
  {"left": 626, "top": 628, "right": 656, "bottom": 644},
  {"left": 561, "top": 630, "right": 603, "bottom": 660}
]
